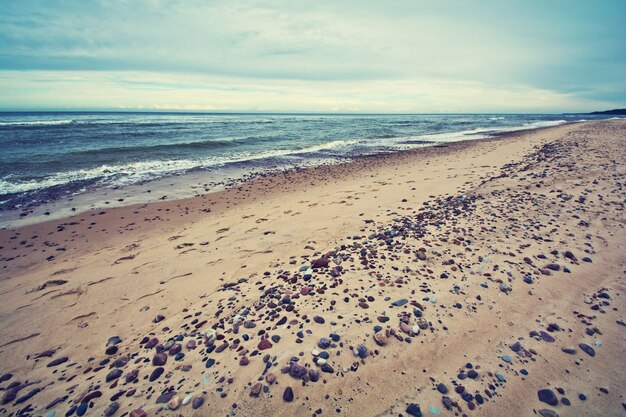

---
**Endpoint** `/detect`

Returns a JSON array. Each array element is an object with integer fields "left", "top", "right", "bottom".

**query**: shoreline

[
  {"left": 0, "top": 117, "right": 581, "bottom": 229},
  {"left": 0, "top": 119, "right": 624, "bottom": 417},
  {"left": 0, "top": 119, "right": 579, "bottom": 231}
]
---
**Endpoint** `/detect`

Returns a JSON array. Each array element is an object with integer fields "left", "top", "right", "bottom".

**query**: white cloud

[{"left": 0, "top": 71, "right": 616, "bottom": 113}]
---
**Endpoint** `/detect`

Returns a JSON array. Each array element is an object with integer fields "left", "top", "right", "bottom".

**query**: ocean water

[{"left": 0, "top": 112, "right": 610, "bottom": 212}]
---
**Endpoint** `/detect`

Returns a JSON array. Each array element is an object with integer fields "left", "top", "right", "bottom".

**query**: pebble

[
  {"left": 192, "top": 396, "right": 205, "bottom": 409},
  {"left": 104, "top": 402, "right": 119, "bottom": 417},
  {"left": 153, "top": 352, "right": 167, "bottom": 366},
  {"left": 373, "top": 332, "right": 387, "bottom": 346},
  {"left": 130, "top": 409, "right": 147, "bottom": 417},
  {"left": 313, "top": 316, "right": 325, "bottom": 324},
  {"left": 250, "top": 382, "right": 263, "bottom": 397},
  {"left": 168, "top": 395, "right": 181, "bottom": 410},
  {"left": 538, "top": 409, "right": 559, "bottom": 417},
  {"left": 47, "top": 357, "right": 69, "bottom": 367},
  {"left": 106, "top": 369, "right": 123, "bottom": 382},
  {"left": 436, "top": 383, "right": 448, "bottom": 394},
  {"left": 258, "top": 339, "right": 273, "bottom": 350},
  {"left": 283, "top": 386, "right": 294, "bottom": 402},
  {"left": 392, "top": 298, "right": 408, "bottom": 307},
  {"left": 149, "top": 367, "right": 164, "bottom": 382},
  {"left": 579, "top": 343, "right": 595, "bottom": 357},
  {"left": 561, "top": 346, "right": 576, "bottom": 354},
  {"left": 428, "top": 405, "right": 440, "bottom": 415},
  {"left": 538, "top": 389, "right": 558, "bottom": 406},
  {"left": 406, "top": 403, "right": 423, "bottom": 417},
  {"left": 107, "top": 336, "right": 122, "bottom": 346}
]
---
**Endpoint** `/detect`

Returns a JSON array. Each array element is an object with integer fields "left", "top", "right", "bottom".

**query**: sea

[{"left": 0, "top": 112, "right": 616, "bottom": 226}]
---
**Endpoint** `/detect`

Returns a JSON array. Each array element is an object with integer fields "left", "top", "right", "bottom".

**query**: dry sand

[{"left": 0, "top": 120, "right": 624, "bottom": 417}]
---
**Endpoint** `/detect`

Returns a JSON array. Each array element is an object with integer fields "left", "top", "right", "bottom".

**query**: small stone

[
  {"left": 106, "top": 369, "right": 123, "bottom": 382},
  {"left": 406, "top": 403, "right": 423, "bottom": 417},
  {"left": 538, "top": 409, "right": 559, "bottom": 417},
  {"left": 539, "top": 331, "right": 555, "bottom": 342},
  {"left": 149, "top": 367, "right": 164, "bottom": 382},
  {"left": 437, "top": 383, "right": 448, "bottom": 394},
  {"left": 561, "top": 347, "right": 577, "bottom": 355},
  {"left": 47, "top": 357, "right": 69, "bottom": 367},
  {"left": 311, "top": 258, "right": 329, "bottom": 268},
  {"left": 107, "top": 336, "right": 122, "bottom": 346},
  {"left": 374, "top": 332, "right": 387, "bottom": 346},
  {"left": 104, "top": 402, "right": 120, "bottom": 416},
  {"left": 153, "top": 352, "right": 167, "bottom": 366},
  {"left": 538, "top": 389, "right": 558, "bottom": 406},
  {"left": 266, "top": 373, "right": 276, "bottom": 384},
  {"left": 313, "top": 316, "right": 325, "bottom": 324},
  {"left": 250, "top": 383, "right": 263, "bottom": 397},
  {"left": 240, "top": 357, "right": 250, "bottom": 366},
  {"left": 168, "top": 395, "right": 181, "bottom": 410},
  {"left": 579, "top": 343, "right": 595, "bottom": 357},
  {"left": 129, "top": 409, "right": 147, "bottom": 417},
  {"left": 192, "top": 396, "right": 205, "bottom": 409},
  {"left": 283, "top": 386, "right": 294, "bottom": 402},
  {"left": 258, "top": 339, "right": 273, "bottom": 350},
  {"left": 392, "top": 298, "right": 408, "bottom": 307}
]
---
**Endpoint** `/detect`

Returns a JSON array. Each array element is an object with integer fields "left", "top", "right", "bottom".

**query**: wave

[
  {"left": 64, "top": 135, "right": 296, "bottom": 157},
  {"left": 0, "top": 119, "right": 74, "bottom": 127},
  {"left": 402, "top": 119, "right": 569, "bottom": 144},
  {"left": 0, "top": 139, "right": 357, "bottom": 195}
]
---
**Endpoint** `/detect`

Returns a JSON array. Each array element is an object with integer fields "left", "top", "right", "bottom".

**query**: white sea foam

[
  {"left": 0, "top": 119, "right": 74, "bottom": 126},
  {"left": 402, "top": 119, "right": 569, "bottom": 144},
  {"left": 0, "top": 139, "right": 358, "bottom": 195}
]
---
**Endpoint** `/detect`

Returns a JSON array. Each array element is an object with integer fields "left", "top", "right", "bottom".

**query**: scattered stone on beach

[
  {"left": 538, "top": 389, "right": 559, "bottom": 406},
  {"left": 283, "top": 386, "right": 294, "bottom": 402},
  {"left": 406, "top": 403, "right": 423, "bottom": 417},
  {"left": 104, "top": 402, "right": 120, "bottom": 416},
  {"left": 152, "top": 352, "right": 167, "bottom": 366},
  {"left": 250, "top": 382, "right": 263, "bottom": 397},
  {"left": 579, "top": 343, "right": 596, "bottom": 357}
]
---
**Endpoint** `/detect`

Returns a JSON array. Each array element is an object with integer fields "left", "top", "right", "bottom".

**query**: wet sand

[{"left": 0, "top": 120, "right": 624, "bottom": 417}]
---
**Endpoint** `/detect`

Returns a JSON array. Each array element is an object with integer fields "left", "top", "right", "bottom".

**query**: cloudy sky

[{"left": 0, "top": 0, "right": 624, "bottom": 113}]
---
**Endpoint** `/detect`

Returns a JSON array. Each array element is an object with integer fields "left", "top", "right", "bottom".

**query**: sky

[{"left": 0, "top": 0, "right": 624, "bottom": 113}]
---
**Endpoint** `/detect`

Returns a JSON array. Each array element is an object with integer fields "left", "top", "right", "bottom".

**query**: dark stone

[
  {"left": 579, "top": 343, "right": 595, "bottom": 357},
  {"left": 538, "top": 389, "right": 558, "bottom": 406},
  {"left": 283, "top": 386, "right": 294, "bottom": 402},
  {"left": 153, "top": 352, "right": 167, "bottom": 366},
  {"left": 192, "top": 396, "right": 205, "bottom": 409},
  {"left": 106, "top": 369, "right": 123, "bottom": 382},
  {"left": 47, "top": 357, "right": 69, "bottom": 367},
  {"left": 311, "top": 258, "right": 329, "bottom": 268},
  {"left": 156, "top": 391, "right": 177, "bottom": 403},
  {"left": 76, "top": 402, "right": 88, "bottom": 416},
  {"left": 149, "top": 367, "right": 164, "bottom": 382},
  {"left": 104, "top": 402, "right": 120, "bottom": 416},
  {"left": 406, "top": 403, "right": 423, "bottom": 417}
]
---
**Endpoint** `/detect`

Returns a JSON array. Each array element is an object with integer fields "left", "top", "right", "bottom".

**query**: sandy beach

[{"left": 0, "top": 119, "right": 624, "bottom": 417}]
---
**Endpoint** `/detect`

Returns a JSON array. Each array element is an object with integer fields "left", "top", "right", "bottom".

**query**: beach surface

[{"left": 0, "top": 120, "right": 624, "bottom": 417}]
